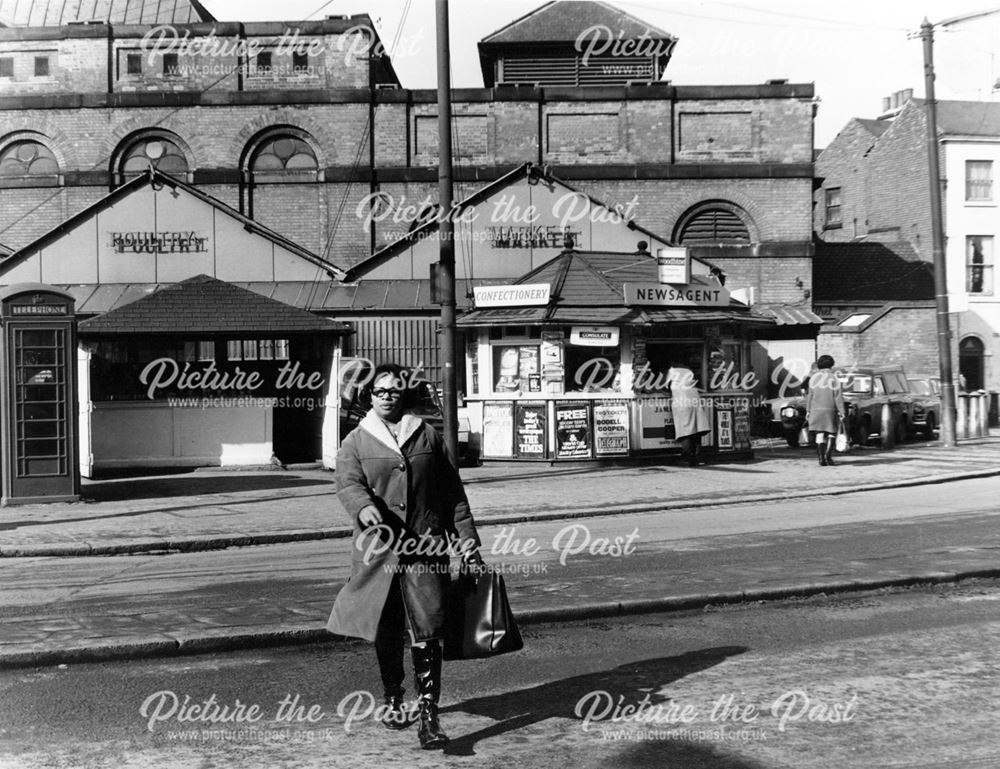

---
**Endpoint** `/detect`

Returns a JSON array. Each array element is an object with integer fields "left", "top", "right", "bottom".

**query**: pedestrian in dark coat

[
  {"left": 805, "top": 354, "right": 845, "bottom": 466},
  {"left": 327, "top": 363, "right": 481, "bottom": 749}
]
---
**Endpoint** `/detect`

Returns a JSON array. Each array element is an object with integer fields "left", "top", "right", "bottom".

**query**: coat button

[
  {"left": 398, "top": 464, "right": 405, "bottom": 471},
  {"left": 398, "top": 502, "right": 406, "bottom": 511}
]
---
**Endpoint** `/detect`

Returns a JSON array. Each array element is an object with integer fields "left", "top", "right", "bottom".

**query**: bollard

[
  {"left": 880, "top": 402, "right": 895, "bottom": 449},
  {"left": 981, "top": 393, "right": 991, "bottom": 435},
  {"left": 971, "top": 396, "right": 982, "bottom": 438},
  {"left": 956, "top": 395, "right": 968, "bottom": 440}
]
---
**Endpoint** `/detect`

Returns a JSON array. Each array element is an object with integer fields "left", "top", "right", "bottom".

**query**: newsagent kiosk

[{"left": 457, "top": 247, "right": 774, "bottom": 461}]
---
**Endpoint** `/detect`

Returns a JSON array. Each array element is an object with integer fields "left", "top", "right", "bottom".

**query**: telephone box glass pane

[{"left": 14, "top": 328, "right": 68, "bottom": 477}]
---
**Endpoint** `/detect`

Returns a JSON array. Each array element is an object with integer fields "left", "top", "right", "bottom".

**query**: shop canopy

[
  {"left": 457, "top": 248, "right": 777, "bottom": 328},
  {"left": 78, "top": 274, "right": 351, "bottom": 337}
]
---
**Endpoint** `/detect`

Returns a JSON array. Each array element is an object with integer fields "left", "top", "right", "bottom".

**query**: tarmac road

[
  {"left": 2, "top": 476, "right": 1000, "bottom": 666},
  {"left": 2, "top": 580, "right": 999, "bottom": 769}
]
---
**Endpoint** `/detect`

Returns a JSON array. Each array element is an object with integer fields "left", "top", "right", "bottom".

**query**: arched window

[
  {"left": 247, "top": 132, "right": 318, "bottom": 182},
  {"left": 116, "top": 132, "right": 189, "bottom": 181},
  {"left": 674, "top": 202, "right": 754, "bottom": 246},
  {"left": 0, "top": 140, "right": 59, "bottom": 177}
]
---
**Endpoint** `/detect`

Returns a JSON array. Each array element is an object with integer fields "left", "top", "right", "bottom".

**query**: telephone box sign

[
  {"left": 624, "top": 283, "right": 731, "bottom": 307},
  {"left": 656, "top": 247, "right": 689, "bottom": 284},
  {"left": 109, "top": 231, "right": 209, "bottom": 254},
  {"left": 473, "top": 283, "right": 551, "bottom": 307}
]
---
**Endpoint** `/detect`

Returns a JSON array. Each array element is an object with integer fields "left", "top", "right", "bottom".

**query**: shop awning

[
  {"left": 753, "top": 304, "right": 824, "bottom": 325},
  {"left": 78, "top": 275, "right": 351, "bottom": 336}
]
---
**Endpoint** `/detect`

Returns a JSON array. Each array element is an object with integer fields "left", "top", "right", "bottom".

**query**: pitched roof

[
  {"left": 78, "top": 275, "right": 350, "bottom": 335},
  {"left": 458, "top": 248, "right": 772, "bottom": 327},
  {"left": 812, "top": 240, "right": 934, "bottom": 302},
  {"left": 481, "top": 1, "right": 675, "bottom": 44},
  {"left": 0, "top": 0, "right": 214, "bottom": 26},
  {"left": 345, "top": 162, "right": 713, "bottom": 281},
  {"left": 0, "top": 168, "right": 344, "bottom": 280},
  {"left": 0, "top": 242, "right": 11, "bottom": 257},
  {"left": 906, "top": 98, "right": 1000, "bottom": 137}
]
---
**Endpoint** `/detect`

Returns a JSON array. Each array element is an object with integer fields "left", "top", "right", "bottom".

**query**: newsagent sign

[{"left": 623, "top": 283, "right": 731, "bottom": 307}]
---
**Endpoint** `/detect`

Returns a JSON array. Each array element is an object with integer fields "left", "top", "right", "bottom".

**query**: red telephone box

[{"left": 0, "top": 284, "right": 80, "bottom": 505}]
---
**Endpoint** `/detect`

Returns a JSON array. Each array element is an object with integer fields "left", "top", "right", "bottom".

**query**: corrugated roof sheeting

[{"left": 753, "top": 304, "right": 824, "bottom": 325}]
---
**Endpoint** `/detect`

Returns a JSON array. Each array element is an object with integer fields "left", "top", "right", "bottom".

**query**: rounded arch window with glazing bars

[
  {"left": 248, "top": 134, "right": 318, "bottom": 182},
  {"left": 0, "top": 140, "right": 59, "bottom": 177},
  {"left": 116, "top": 133, "right": 189, "bottom": 181}
]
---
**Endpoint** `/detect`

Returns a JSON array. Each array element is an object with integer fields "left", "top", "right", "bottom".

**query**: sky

[{"left": 204, "top": 0, "right": 1000, "bottom": 147}]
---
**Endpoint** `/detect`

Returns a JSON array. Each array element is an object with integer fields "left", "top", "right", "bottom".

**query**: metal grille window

[
  {"left": 256, "top": 51, "right": 272, "bottom": 74},
  {"left": 966, "top": 160, "right": 993, "bottom": 201},
  {"left": 14, "top": 328, "right": 68, "bottom": 477},
  {"left": 33, "top": 56, "right": 50, "bottom": 77},
  {"left": 825, "top": 187, "right": 842, "bottom": 227},
  {"left": 292, "top": 51, "right": 309, "bottom": 73},
  {"left": 0, "top": 58, "right": 12, "bottom": 78},
  {"left": 967, "top": 235, "right": 994, "bottom": 294},
  {"left": 126, "top": 53, "right": 142, "bottom": 75}
]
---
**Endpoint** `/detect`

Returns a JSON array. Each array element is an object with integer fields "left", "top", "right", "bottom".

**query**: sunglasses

[{"left": 372, "top": 388, "right": 403, "bottom": 398}]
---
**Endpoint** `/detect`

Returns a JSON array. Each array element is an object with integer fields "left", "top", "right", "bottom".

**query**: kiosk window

[
  {"left": 14, "top": 328, "right": 68, "bottom": 477},
  {"left": 493, "top": 344, "right": 541, "bottom": 393},
  {"left": 565, "top": 346, "right": 620, "bottom": 392}
]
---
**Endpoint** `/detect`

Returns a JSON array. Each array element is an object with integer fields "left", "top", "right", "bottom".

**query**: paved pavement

[{"left": 0, "top": 435, "right": 998, "bottom": 668}]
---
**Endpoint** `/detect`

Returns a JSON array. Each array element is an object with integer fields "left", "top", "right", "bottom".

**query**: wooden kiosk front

[{"left": 457, "top": 249, "right": 773, "bottom": 462}]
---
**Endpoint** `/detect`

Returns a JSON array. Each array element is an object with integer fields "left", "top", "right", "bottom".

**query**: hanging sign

[
  {"left": 624, "top": 283, "right": 731, "bottom": 307},
  {"left": 656, "top": 247, "right": 689, "bottom": 284},
  {"left": 473, "top": 283, "right": 550, "bottom": 307},
  {"left": 570, "top": 326, "right": 619, "bottom": 347}
]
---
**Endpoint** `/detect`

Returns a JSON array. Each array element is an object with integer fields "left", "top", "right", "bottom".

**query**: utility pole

[
  {"left": 435, "top": 0, "right": 459, "bottom": 458},
  {"left": 920, "top": 18, "right": 957, "bottom": 447},
  {"left": 918, "top": 8, "right": 1000, "bottom": 446}
]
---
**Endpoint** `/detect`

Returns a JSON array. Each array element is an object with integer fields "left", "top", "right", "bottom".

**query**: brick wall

[
  {"left": 819, "top": 306, "right": 937, "bottom": 372},
  {"left": 814, "top": 119, "right": 882, "bottom": 241},
  {"left": 865, "top": 104, "right": 934, "bottom": 260}
]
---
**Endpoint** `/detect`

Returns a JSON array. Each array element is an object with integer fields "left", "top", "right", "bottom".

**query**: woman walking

[
  {"left": 327, "top": 363, "right": 481, "bottom": 749},
  {"left": 667, "top": 357, "right": 711, "bottom": 466},
  {"left": 805, "top": 355, "right": 845, "bottom": 466}
]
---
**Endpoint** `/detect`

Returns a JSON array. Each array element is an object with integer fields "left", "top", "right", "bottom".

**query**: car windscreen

[
  {"left": 842, "top": 374, "right": 872, "bottom": 394},
  {"left": 908, "top": 379, "right": 932, "bottom": 396}
]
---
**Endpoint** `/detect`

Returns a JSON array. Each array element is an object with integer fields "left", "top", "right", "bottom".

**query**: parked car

[
  {"left": 907, "top": 376, "right": 941, "bottom": 439},
  {"left": 755, "top": 394, "right": 811, "bottom": 447},
  {"left": 841, "top": 365, "right": 914, "bottom": 446}
]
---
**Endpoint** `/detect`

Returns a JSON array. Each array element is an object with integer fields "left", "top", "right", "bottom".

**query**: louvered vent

[
  {"left": 501, "top": 54, "right": 656, "bottom": 86},
  {"left": 678, "top": 208, "right": 751, "bottom": 245}
]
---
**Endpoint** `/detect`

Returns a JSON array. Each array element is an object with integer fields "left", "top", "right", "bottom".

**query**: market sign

[
  {"left": 473, "top": 283, "right": 551, "bottom": 308},
  {"left": 623, "top": 283, "right": 731, "bottom": 307},
  {"left": 570, "top": 326, "right": 619, "bottom": 347},
  {"left": 109, "top": 231, "right": 209, "bottom": 254},
  {"left": 656, "top": 247, "right": 689, "bottom": 284}
]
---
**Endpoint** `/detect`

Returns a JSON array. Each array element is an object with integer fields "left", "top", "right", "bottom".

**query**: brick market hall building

[{"left": 0, "top": 0, "right": 822, "bottom": 469}]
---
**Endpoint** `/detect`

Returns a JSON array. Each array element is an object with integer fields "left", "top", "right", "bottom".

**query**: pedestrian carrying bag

[
  {"left": 443, "top": 562, "right": 524, "bottom": 660},
  {"left": 835, "top": 421, "right": 849, "bottom": 452}
]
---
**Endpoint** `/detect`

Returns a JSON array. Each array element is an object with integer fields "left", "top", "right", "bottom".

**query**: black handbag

[{"left": 443, "top": 562, "right": 524, "bottom": 660}]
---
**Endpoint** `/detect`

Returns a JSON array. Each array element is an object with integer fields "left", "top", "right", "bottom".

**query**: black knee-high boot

[
  {"left": 412, "top": 641, "right": 448, "bottom": 749},
  {"left": 815, "top": 434, "right": 827, "bottom": 466},
  {"left": 375, "top": 632, "right": 410, "bottom": 730},
  {"left": 824, "top": 436, "right": 836, "bottom": 466}
]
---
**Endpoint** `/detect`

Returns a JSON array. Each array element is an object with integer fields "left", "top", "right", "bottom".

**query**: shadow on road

[{"left": 442, "top": 645, "right": 748, "bottom": 757}]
